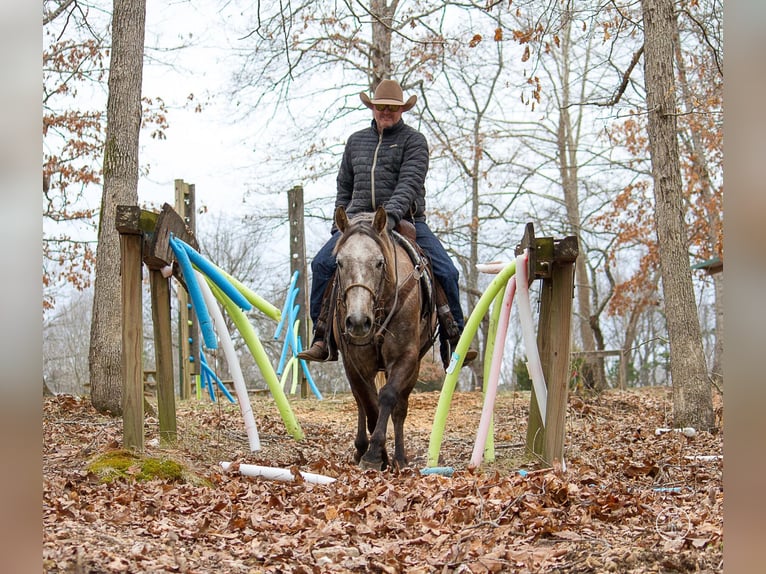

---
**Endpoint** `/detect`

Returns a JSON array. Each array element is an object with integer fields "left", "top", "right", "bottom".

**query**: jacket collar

[{"left": 371, "top": 118, "right": 405, "bottom": 135}]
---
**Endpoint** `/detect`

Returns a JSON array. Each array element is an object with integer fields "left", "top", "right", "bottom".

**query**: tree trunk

[
  {"left": 369, "top": 0, "right": 396, "bottom": 87},
  {"left": 641, "top": 0, "right": 713, "bottom": 429},
  {"left": 556, "top": 9, "right": 605, "bottom": 390},
  {"left": 89, "top": 0, "right": 146, "bottom": 415},
  {"left": 673, "top": 29, "right": 724, "bottom": 386}
]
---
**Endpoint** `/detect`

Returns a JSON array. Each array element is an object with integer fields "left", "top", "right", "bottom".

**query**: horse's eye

[
  {"left": 376, "top": 259, "right": 384, "bottom": 269},
  {"left": 337, "top": 260, "right": 344, "bottom": 270}
]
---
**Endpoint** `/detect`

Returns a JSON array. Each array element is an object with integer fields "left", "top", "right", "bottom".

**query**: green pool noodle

[
  {"left": 194, "top": 259, "right": 281, "bottom": 322},
  {"left": 207, "top": 279, "right": 304, "bottom": 441},
  {"left": 427, "top": 260, "right": 516, "bottom": 467}
]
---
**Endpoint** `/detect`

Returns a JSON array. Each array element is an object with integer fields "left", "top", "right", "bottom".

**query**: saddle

[
  {"left": 390, "top": 220, "right": 435, "bottom": 321},
  {"left": 392, "top": 220, "right": 461, "bottom": 368}
]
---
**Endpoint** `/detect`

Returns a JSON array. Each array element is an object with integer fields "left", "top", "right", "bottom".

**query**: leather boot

[
  {"left": 463, "top": 347, "right": 478, "bottom": 366},
  {"left": 435, "top": 281, "right": 476, "bottom": 368},
  {"left": 297, "top": 279, "right": 337, "bottom": 362},
  {"left": 439, "top": 335, "right": 478, "bottom": 370},
  {"left": 435, "top": 282, "right": 460, "bottom": 341},
  {"left": 297, "top": 337, "right": 330, "bottom": 362}
]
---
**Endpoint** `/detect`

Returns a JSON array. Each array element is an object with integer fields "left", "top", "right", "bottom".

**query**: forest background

[
  {"left": 8, "top": 0, "right": 762, "bottom": 570},
  {"left": 44, "top": 0, "right": 721, "bottom": 406}
]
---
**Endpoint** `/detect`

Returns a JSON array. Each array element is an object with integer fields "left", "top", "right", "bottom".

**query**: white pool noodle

[
  {"left": 515, "top": 250, "right": 547, "bottom": 424},
  {"left": 470, "top": 275, "right": 517, "bottom": 468},
  {"left": 476, "top": 261, "right": 511, "bottom": 274},
  {"left": 220, "top": 462, "right": 336, "bottom": 485},
  {"left": 195, "top": 270, "right": 261, "bottom": 451}
]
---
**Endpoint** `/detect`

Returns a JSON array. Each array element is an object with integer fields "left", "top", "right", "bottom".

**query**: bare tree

[
  {"left": 44, "top": 290, "right": 93, "bottom": 395},
  {"left": 640, "top": 0, "right": 713, "bottom": 429},
  {"left": 43, "top": 0, "right": 169, "bottom": 313},
  {"left": 673, "top": 6, "right": 723, "bottom": 385},
  {"left": 89, "top": 0, "right": 146, "bottom": 415},
  {"left": 417, "top": 11, "right": 527, "bottom": 388}
]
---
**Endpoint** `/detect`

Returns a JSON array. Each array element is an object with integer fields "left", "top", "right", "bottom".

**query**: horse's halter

[{"left": 335, "top": 228, "right": 397, "bottom": 346}]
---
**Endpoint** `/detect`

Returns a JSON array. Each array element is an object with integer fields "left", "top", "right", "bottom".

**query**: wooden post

[
  {"left": 619, "top": 350, "right": 628, "bottom": 390},
  {"left": 117, "top": 202, "right": 197, "bottom": 449},
  {"left": 116, "top": 206, "right": 145, "bottom": 452},
  {"left": 521, "top": 229, "right": 578, "bottom": 465},
  {"left": 542, "top": 257, "right": 576, "bottom": 465},
  {"left": 175, "top": 179, "right": 198, "bottom": 398},
  {"left": 150, "top": 269, "right": 177, "bottom": 443},
  {"left": 288, "top": 185, "right": 309, "bottom": 398}
]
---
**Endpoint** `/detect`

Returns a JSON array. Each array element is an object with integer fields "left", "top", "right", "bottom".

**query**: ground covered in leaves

[{"left": 44, "top": 388, "right": 722, "bottom": 573}]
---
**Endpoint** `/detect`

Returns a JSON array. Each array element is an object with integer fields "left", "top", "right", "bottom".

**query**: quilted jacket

[{"left": 335, "top": 118, "right": 428, "bottom": 228}]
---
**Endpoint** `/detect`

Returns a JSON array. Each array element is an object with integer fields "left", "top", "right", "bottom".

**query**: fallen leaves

[{"left": 43, "top": 388, "right": 722, "bottom": 572}]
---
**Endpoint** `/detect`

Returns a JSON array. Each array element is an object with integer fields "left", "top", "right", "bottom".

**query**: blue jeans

[{"left": 308, "top": 221, "right": 465, "bottom": 333}]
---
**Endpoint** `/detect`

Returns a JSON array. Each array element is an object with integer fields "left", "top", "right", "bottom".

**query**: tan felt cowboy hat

[{"left": 360, "top": 79, "right": 417, "bottom": 112}]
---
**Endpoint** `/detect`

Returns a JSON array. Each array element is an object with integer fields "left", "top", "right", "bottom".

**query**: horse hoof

[{"left": 359, "top": 458, "right": 383, "bottom": 471}]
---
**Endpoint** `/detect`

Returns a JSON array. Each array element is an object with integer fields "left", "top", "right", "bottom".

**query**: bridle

[
  {"left": 337, "top": 230, "right": 427, "bottom": 354},
  {"left": 336, "top": 227, "right": 398, "bottom": 346},
  {"left": 335, "top": 226, "right": 400, "bottom": 347}
]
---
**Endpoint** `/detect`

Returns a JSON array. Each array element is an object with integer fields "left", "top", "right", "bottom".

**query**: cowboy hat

[{"left": 360, "top": 79, "right": 417, "bottom": 112}]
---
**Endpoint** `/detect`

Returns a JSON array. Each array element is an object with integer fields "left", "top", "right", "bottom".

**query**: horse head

[{"left": 334, "top": 206, "right": 395, "bottom": 344}]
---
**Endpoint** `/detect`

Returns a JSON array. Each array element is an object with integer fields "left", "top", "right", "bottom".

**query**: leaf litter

[{"left": 44, "top": 388, "right": 722, "bottom": 573}]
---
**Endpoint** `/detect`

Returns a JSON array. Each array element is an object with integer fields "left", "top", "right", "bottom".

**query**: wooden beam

[
  {"left": 116, "top": 205, "right": 158, "bottom": 235},
  {"left": 175, "top": 182, "right": 198, "bottom": 397},
  {"left": 150, "top": 269, "right": 177, "bottom": 443},
  {"left": 525, "top": 258, "right": 577, "bottom": 464},
  {"left": 520, "top": 222, "right": 579, "bottom": 464},
  {"left": 145, "top": 202, "right": 199, "bottom": 270},
  {"left": 288, "top": 186, "right": 309, "bottom": 398},
  {"left": 119, "top": 230, "right": 144, "bottom": 452},
  {"left": 571, "top": 350, "right": 623, "bottom": 357},
  {"left": 542, "top": 258, "right": 576, "bottom": 464}
]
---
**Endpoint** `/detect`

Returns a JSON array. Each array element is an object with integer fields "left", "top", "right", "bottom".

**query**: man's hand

[{"left": 386, "top": 213, "right": 397, "bottom": 232}]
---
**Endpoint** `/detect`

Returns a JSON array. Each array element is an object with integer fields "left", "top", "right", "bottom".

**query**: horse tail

[{"left": 375, "top": 371, "right": 386, "bottom": 391}]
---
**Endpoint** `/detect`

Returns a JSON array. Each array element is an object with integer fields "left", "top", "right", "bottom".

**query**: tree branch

[{"left": 595, "top": 45, "right": 644, "bottom": 107}]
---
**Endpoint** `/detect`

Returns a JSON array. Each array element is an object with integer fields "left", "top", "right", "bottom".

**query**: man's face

[{"left": 373, "top": 104, "right": 403, "bottom": 131}]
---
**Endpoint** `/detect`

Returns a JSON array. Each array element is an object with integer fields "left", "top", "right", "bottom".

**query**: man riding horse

[{"left": 298, "top": 78, "right": 476, "bottom": 368}]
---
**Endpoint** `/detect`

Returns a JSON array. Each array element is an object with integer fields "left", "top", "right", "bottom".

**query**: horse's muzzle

[{"left": 344, "top": 311, "right": 374, "bottom": 342}]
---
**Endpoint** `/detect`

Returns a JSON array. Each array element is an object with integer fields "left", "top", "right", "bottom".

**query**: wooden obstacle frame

[
  {"left": 116, "top": 202, "right": 200, "bottom": 451},
  {"left": 515, "top": 223, "right": 578, "bottom": 466}
]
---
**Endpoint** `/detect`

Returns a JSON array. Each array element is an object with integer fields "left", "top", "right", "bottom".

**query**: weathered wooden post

[
  {"left": 145, "top": 203, "right": 201, "bottom": 440},
  {"left": 116, "top": 203, "right": 199, "bottom": 449},
  {"left": 149, "top": 269, "right": 176, "bottom": 443},
  {"left": 116, "top": 206, "right": 147, "bottom": 452},
  {"left": 288, "top": 185, "right": 309, "bottom": 398},
  {"left": 519, "top": 224, "right": 578, "bottom": 465},
  {"left": 175, "top": 179, "right": 198, "bottom": 398}
]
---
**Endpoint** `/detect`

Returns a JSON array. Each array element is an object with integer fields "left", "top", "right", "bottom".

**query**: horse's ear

[
  {"left": 335, "top": 206, "right": 349, "bottom": 233},
  {"left": 373, "top": 206, "right": 387, "bottom": 234}
]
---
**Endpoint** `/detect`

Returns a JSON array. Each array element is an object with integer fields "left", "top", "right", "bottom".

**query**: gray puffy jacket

[{"left": 335, "top": 119, "right": 428, "bottom": 229}]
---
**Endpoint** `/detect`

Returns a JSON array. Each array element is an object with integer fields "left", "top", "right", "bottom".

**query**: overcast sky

[{"left": 139, "top": 1, "right": 259, "bottom": 217}]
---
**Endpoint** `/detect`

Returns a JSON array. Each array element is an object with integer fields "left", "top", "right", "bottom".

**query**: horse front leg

[
  {"left": 360, "top": 382, "right": 399, "bottom": 471},
  {"left": 349, "top": 375, "right": 380, "bottom": 465},
  {"left": 391, "top": 384, "right": 414, "bottom": 469},
  {"left": 353, "top": 404, "right": 368, "bottom": 464}
]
